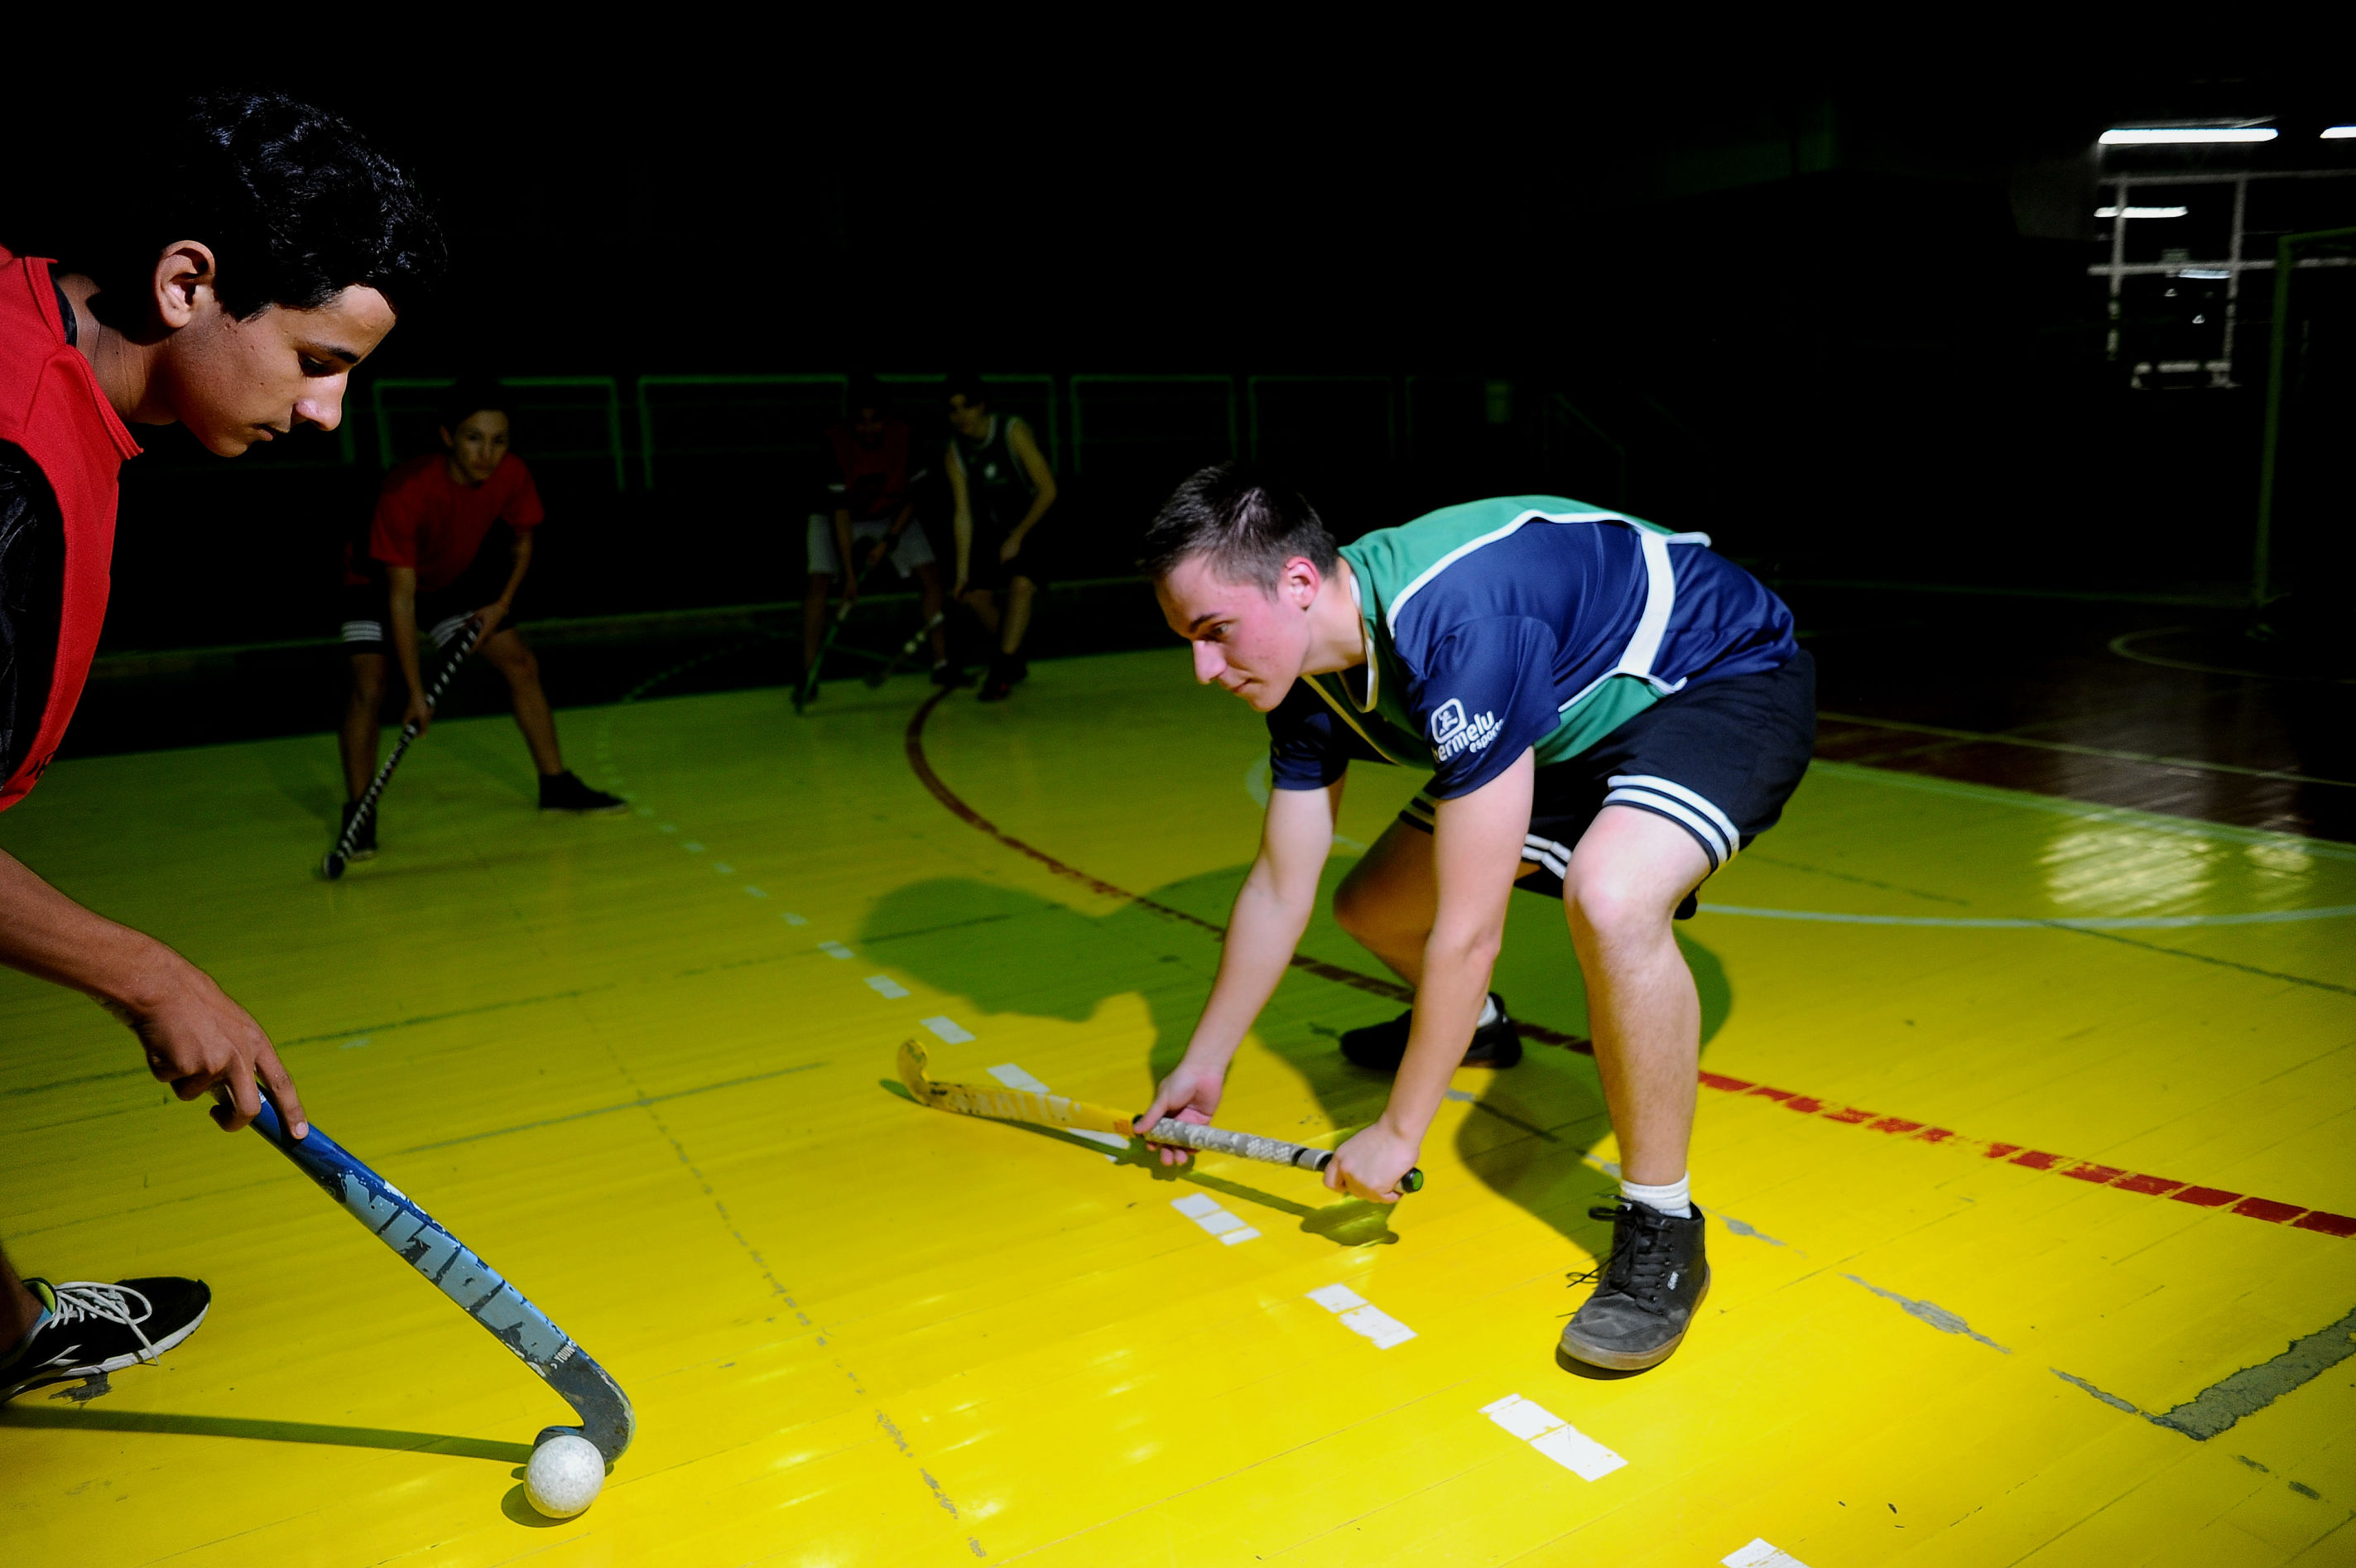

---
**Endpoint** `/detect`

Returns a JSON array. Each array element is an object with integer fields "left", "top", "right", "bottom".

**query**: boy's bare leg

[
  {"left": 2, "top": 1248, "right": 39, "bottom": 1345},
  {"left": 478, "top": 628, "right": 565, "bottom": 776},
  {"left": 801, "top": 572, "right": 835, "bottom": 671},
  {"left": 1332, "top": 819, "right": 1441, "bottom": 984},
  {"left": 1002, "top": 575, "right": 1037, "bottom": 656},
  {"left": 916, "top": 561, "right": 949, "bottom": 664},
  {"left": 1561, "top": 806, "right": 1712, "bottom": 1186},
  {"left": 339, "top": 652, "right": 387, "bottom": 798},
  {"left": 964, "top": 587, "right": 1001, "bottom": 638}
]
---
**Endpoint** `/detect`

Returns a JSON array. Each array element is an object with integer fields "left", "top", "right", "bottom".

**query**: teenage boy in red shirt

[
  {"left": 1, "top": 94, "right": 441, "bottom": 1403},
  {"left": 334, "top": 381, "right": 621, "bottom": 858}
]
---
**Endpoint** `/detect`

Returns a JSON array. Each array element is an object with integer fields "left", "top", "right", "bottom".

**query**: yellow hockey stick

[{"left": 897, "top": 1040, "right": 1423, "bottom": 1194}]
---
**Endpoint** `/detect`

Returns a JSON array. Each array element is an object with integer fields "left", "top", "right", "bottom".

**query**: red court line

[{"left": 905, "top": 691, "right": 2354, "bottom": 1240}]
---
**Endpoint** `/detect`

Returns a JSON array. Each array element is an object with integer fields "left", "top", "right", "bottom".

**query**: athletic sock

[
  {"left": 1476, "top": 994, "right": 1501, "bottom": 1027},
  {"left": 1621, "top": 1172, "right": 1693, "bottom": 1219},
  {"left": 4, "top": 1279, "right": 57, "bottom": 1361}
]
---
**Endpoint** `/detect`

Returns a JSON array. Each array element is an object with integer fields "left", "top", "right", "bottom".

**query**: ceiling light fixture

[
  {"left": 2100, "top": 127, "right": 2277, "bottom": 146},
  {"left": 2095, "top": 205, "right": 2190, "bottom": 219}
]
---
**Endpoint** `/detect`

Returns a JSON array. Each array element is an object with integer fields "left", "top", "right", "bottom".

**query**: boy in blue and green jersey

[{"left": 1134, "top": 466, "right": 1814, "bottom": 1372}]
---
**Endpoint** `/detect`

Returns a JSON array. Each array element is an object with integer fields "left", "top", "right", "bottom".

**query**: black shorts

[
  {"left": 964, "top": 517, "right": 1053, "bottom": 593},
  {"left": 339, "top": 551, "right": 518, "bottom": 658},
  {"left": 1399, "top": 650, "right": 1816, "bottom": 912}
]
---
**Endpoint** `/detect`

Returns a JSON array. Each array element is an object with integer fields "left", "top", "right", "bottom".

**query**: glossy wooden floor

[{"left": 3, "top": 647, "right": 2352, "bottom": 1566}]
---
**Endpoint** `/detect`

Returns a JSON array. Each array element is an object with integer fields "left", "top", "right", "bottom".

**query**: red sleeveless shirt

[{"left": 0, "top": 248, "right": 141, "bottom": 810}]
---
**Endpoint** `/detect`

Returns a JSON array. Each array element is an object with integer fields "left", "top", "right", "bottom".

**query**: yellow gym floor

[{"left": 4, "top": 647, "right": 2353, "bottom": 1566}]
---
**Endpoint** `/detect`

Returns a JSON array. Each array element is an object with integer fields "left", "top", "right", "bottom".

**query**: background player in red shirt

[
  {"left": 800, "top": 378, "right": 957, "bottom": 689},
  {"left": 1, "top": 94, "right": 440, "bottom": 1403},
  {"left": 335, "top": 381, "right": 621, "bottom": 857}
]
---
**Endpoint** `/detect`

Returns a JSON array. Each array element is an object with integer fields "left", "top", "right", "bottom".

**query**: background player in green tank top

[{"left": 945, "top": 373, "right": 1057, "bottom": 701}]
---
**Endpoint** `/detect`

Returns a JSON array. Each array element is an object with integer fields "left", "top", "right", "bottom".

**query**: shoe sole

[
  {"left": 1340, "top": 1030, "right": 1524, "bottom": 1072},
  {"left": 1, "top": 1298, "right": 210, "bottom": 1403},
  {"left": 1557, "top": 1269, "right": 1711, "bottom": 1372}
]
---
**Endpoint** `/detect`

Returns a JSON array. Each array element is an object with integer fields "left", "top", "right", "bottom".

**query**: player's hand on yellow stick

[
  {"left": 402, "top": 691, "right": 434, "bottom": 735},
  {"left": 1133, "top": 1059, "right": 1226, "bottom": 1166},
  {"left": 471, "top": 599, "right": 508, "bottom": 642},
  {"left": 1325, "top": 1122, "right": 1419, "bottom": 1204},
  {"left": 111, "top": 955, "right": 309, "bottom": 1138}
]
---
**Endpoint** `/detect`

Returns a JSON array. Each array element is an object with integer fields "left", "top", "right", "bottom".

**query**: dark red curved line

[{"left": 901, "top": 690, "right": 2355, "bottom": 1239}]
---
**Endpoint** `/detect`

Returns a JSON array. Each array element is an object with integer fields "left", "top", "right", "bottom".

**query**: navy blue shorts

[{"left": 1398, "top": 650, "right": 1815, "bottom": 913}]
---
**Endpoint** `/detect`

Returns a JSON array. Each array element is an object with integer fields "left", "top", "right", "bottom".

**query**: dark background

[{"left": 4, "top": 59, "right": 2350, "bottom": 670}]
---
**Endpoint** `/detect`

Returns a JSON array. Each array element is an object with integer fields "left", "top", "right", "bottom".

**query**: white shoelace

[{"left": 43, "top": 1281, "right": 161, "bottom": 1360}]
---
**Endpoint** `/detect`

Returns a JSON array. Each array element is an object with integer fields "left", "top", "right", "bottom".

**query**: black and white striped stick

[{"left": 321, "top": 621, "right": 483, "bottom": 880}]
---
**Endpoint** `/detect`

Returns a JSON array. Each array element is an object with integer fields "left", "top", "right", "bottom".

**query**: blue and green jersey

[{"left": 1267, "top": 497, "right": 1796, "bottom": 800}]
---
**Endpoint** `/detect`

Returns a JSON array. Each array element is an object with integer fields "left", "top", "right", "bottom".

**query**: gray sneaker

[{"left": 1559, "top": 1201, "right": 1710, "bottom": 1371}]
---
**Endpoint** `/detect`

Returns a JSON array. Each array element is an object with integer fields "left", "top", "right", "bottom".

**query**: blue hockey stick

[{"left": 246, "top": 1094, "right": 635, "bottom": 1462}]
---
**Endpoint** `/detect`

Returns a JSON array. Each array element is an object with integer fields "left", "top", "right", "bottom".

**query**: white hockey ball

[{"left": 525, "top": 1433, "right": 606, "bottom": 1517}]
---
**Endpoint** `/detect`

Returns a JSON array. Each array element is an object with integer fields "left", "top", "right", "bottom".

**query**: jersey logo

[{"left": 1429, "top": 700, "right": 1502, "bottom": 763}]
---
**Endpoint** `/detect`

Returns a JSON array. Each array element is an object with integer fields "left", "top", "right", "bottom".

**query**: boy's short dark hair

[
  {"left": 945, "top": 371, "right": 988, "bottom": 407},
  {"left": 86, "top": 93, "right": 444, "bottom": 325},
  {"left": 849, "top": 372, "right": 889, "bottom": 416},
  {"left": 1140, "top": 464, "right": 1338, "bottom": 589},
  {"left": 440, "top": 378, "right": 511, "bottom": 430}
]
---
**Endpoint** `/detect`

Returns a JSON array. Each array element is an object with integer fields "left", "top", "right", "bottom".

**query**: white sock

[
  {"left": 1475, "top": 993, "right": 1500, "bottom": 1027},
  {"left": 1621, "top": 1172, "right": 1692, "bottom": 1218}
]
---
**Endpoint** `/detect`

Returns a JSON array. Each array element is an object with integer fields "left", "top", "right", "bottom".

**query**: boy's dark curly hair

[{"left": 86, "top": 93, "right": 445, "bottom": 323}]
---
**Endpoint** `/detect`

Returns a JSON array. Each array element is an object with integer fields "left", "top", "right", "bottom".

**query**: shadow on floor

[
  {"left": 859, "top": 862, "right": 1733, "bottom": 1266},
  {"left": 0, "top": 1402, "right": 532, "bottom": 1463}
]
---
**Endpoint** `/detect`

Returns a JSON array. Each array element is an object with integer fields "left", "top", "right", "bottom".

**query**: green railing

[
  {"left": 2252, "top": 224, "right": 2356, "bottom": 607},
  {"left": 371, "top": 376, "right": 626, "bottom": 489}
]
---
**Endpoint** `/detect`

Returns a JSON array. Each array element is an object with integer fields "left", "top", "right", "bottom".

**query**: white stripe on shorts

[{"left": 1603, "top": 777, "right": 1735, "bottom": 868}]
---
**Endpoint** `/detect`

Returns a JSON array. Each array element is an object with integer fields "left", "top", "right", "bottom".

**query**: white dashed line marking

[
  {"left": 921, "top": 1017, "right": 974, "bottom": 1043},
  {"left": 781, "top": 912, "right": 809, "bottom": 926},
  {"left": 866, "top": 975, "right": 911, "bottom": 999},
  {"left": 1304, "top": 1284, "right": 1417, "bottom": 1349},
  {"left": 1724, "top": 1541, "right": 1810, "bottom": 1568},
  {"left": 743, "top": 886, "right": 767, "bottom": 897},
  {"left": 818, "top": 941, "right": 853, "bottom": 960},
  {"left": 683, "top": 841, "right": 704, "bottom": 853},
  {"left": 714, "top": 863, "right": 734, "bottom": 874},
  {"left": 1171, "top": 1192, "right": 1258, "bottom": 1246},
  {"left": 1480, "top": 1395, "right": 1626, "bottom": 1481}
]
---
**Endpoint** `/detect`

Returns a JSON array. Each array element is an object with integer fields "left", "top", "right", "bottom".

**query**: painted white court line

[
  {"left": 1304, "top": 1284, "right": 1417, "bottom": 1348},
  {"left": 683, "top": 841, "right": 704, "bottom": 852},
  {"left": 922, "top": 1017, "right": 974, "bottom": 1044},
  {"left": 1724, "top": 1540, "right": 1810, "bottom": 1568},
  {"left": 818, "top": 941, "right": 853, "bottom": 960},
  {"left": 714, "top": 862, "right": 734, "bottom": 874},
  {"left": 781, "top": 911, "right": 809, "bottom": 926},
  {"left": 743, "top": 886, "right": 767, "bottom": 897},
  {"left": 988, "top": 1065, "right": 1128, "bottom": 1152},
  {"left": 1703, "top": 901, "right": 2356, "bottom": 930},
  {"left": 866, "top": 975, "right": 911, "bottom": 999},
  {"left": 1479, "top": 1394, "right": 1626, "bottom": 1481},
  {"left": 1171, "top": 1191, "right": 1259, "bottom": 1246}
]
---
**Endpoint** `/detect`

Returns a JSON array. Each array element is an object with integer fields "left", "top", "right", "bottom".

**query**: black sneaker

[
  {"left": 1339, "top": 992, "right": 1523, "bottom": 1070},
  {"left": 339, "top": 801, "right": 377, "bottom": 861},
  {"left": 1, "top": 1277, "right": 212, "bottom": 1403},
  {"left": 539, "top": 772, "right": 627, "bottom": 814},
  {"left": 977, "top": 656, "right": 1017, "bottom": 703},
  {"left": 1558, "top": 1201, "right": 1710, "bottom": 1371},
  {"left": 930, "top": 660, "right": 970, "bottom": 689}
]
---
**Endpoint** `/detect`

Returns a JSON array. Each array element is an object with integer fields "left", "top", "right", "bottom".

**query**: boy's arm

[
  {"left": 0, "top": 848, "right": 307, "bottom": 1136},
  {"left": 1001, "top": 420, "right": 1058, "bottom": 560},
  {"left": 1133, "top": 777, "right": 1344, "bottom": 1158},
  {"left": 386, "top": 565, "right": 430, "bottom": 732},
  {"left": 1325, "top": 748, "right": 1532, "bottom": 1201},
  {"left": 946, "top": 446, "right": 973, "bottom": 593},
  {"left": 473, "top": 530, "right": 533, "bottom": 642}
]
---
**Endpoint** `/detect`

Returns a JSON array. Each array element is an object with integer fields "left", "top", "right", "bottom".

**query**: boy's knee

[
  {"left": 348, "top": 662, "right": 385, "bottom": 705},
  {"left": 1565, "top": 863, "right": 1676, "bottom": 946}
]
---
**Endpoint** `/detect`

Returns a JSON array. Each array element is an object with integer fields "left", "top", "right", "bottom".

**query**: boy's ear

[
  {"left": 151, "top": 241, "right": 219, "bottom": 330},
  {"left": 437, "top": 425, "right": 454, "bottom": 449}
]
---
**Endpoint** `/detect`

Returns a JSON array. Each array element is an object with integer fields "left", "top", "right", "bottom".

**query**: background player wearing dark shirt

[
  {"left": 336, "top": 382, "right": 621, "bottom": 858},
  {"left": 1, "top": 94, "right": 439, "bottom": 1403},
  {"left": 945, "top": 373, "right": 1057, "bottom": 702}
]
